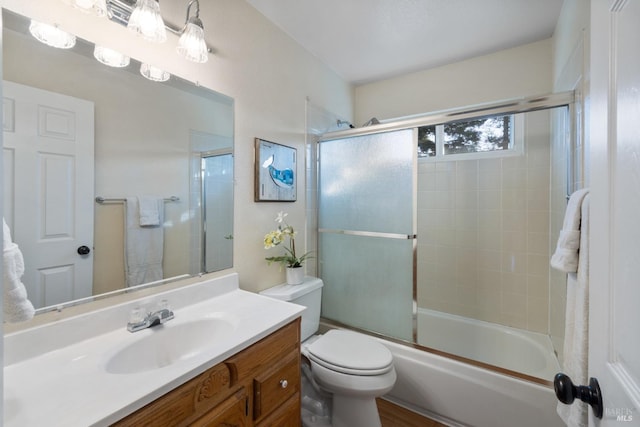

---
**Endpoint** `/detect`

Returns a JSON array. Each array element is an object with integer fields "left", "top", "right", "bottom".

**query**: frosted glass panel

[
  {"left": 318, "top": 129, "right": 415, "bottom": 341},
  {"left": 319, "top": 129, "right": 414, "bottom": 234},
  {"left": 320, "top": 233, "right": 414, "bottom": 340}
]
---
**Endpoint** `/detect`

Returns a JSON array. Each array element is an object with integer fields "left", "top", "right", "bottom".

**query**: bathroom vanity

[
  {"left": 3, "top": 273, "right": 304, "bottom": 426},
  {"left": 113, "top": 320, "right": 301, "bottom": 426}
]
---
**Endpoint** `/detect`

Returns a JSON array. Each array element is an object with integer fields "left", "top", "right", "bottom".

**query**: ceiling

[{"left": 245, "top": 0, "right": 565, "bottom": 85}]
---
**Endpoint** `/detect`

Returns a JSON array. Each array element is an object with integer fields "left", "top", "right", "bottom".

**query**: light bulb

[
  {"left": 94, "top": 46, "right": 130, "bottom": 68},
  {"left": 177, "top": 17, "right": 208, "bottom": 63},
  {"left": 29, "top": 20, "right": 76, "bottom": 49},
  {"left": 140, "top": 63, "right": 170, "bottom": 82},
  {"left": 71, "top": 0, "right": 107, "bottom": 16},
  {"left": 127, "top": 0, "right": 167, "bottom": 43}
]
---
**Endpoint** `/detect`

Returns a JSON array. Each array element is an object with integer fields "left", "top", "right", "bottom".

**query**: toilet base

[
  {"left": 302, "top": 407, "right": 332, "bottom": 427},
  {"left": 332, "top": 394, "right": 382, "bottom": 427}
]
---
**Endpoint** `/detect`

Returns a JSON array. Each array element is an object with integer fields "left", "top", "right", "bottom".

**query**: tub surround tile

[{"left": 417, "top": 114, "right": 553, "bottom": 335}]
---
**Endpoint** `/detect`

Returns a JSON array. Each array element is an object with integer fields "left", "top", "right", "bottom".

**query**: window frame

[{"left": 418, "top": 113, "right": 525, "bottom": 162}]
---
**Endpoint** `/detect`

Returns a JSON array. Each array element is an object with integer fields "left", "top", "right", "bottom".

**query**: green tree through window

[{"left": 418, "top": 114, "right": 513, "bottom": 157}]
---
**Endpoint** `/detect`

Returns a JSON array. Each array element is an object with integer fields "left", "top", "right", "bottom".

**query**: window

[
  {"left": 418, "top": 113, "right": 519, "bottom": 159},
  {"left": 418, "top": 125, "right": 436, "bottom": 157}
]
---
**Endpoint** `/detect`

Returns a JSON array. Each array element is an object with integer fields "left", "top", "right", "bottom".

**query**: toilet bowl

[
  {"left": 260, "top": 278, "right": 396, "bottom": 427},
  {"left": 304, "top": 329, "right": 396, "bottom": 427}
]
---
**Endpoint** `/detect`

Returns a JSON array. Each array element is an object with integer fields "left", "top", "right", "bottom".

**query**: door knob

[
  {"left": 77, "top": 245, "right": 91, "bottom": 255},
  {"left": 554, "top": 373, "right": 603, "bottom": 419}
]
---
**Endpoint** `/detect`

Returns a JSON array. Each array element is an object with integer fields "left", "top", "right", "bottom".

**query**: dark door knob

[
  {"left": 77, "top": 245, "right": 91, "bottom": 255},
  {"left": 554, "top": 373, "right": 603, "bottom": 419}
]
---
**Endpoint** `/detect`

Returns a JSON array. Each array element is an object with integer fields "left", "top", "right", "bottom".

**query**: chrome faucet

[{"left": 127, "top": 300, "right": 174, "bottom": 332}]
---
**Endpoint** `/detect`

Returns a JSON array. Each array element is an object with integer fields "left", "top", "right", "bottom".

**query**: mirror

[{"left": 2, "top": 10, "right": 234, "bottom": 314}]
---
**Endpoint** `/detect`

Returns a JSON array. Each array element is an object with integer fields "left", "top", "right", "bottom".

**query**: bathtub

[
  {"left": 375, "top": 309, "right": 563, "bottom": 427},
  {"left": 321, "top": 309, "right": 565, "bottom": 427},
  {"left": 377, "top": 337, "right": 565, "bottom": 427},
  {"left": 416, "top": 308, "right": 560, "bottom": 380}
]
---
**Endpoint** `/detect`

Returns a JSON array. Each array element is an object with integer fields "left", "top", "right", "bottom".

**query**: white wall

[
  {"left": 354, "top": 39, "right": 553, "bottom": 125},
  {"left": 2, "top": 0, "right": 354, "bottom": 293}
]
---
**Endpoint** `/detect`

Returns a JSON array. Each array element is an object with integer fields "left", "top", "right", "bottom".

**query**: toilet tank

[{"left": 259, "top": 277, "right": 323, "bottom": 341}]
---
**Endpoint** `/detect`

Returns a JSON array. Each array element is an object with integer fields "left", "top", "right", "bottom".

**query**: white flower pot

[{"left": 286, "top": 267, "right": 305, "bottom": 285}]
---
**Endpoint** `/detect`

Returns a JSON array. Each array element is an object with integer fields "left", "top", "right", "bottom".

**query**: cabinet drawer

[
  {"left": 253, "top": 352, "right": 300, "bottom": 421},
  {"left": 226, "top": 320, "right": 300, "bottom": 384},
  {"left": 256, "top": 393, "right": 301, "bottom": 427}
]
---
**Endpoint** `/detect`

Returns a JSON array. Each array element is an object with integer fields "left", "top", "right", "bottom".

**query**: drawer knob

[{"left": 280, "top": 379, "right": 288, "bottom": 389}]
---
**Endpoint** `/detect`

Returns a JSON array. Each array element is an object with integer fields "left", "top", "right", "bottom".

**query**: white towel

[
  {"left": 3, "top": 218, "right": 35, "bottom": 323},
  {"left": 125, "top": 197, "right": 164, "bottom": 287},
  {"left": 551, "top": 189, "right": 590, "bottom": 273},
  {"left": 138, "top": 195, "right": 161, "bottom": 226},
  {"left": 556, "top": 193, "right": 590, "bottom": 427}
]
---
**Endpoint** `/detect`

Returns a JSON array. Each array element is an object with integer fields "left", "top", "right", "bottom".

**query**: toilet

[{"left": 260, "top": 277, "right": 396, "bottom": 427}]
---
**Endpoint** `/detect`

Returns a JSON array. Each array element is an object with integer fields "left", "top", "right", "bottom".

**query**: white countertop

[{"left": 3, "top": 273, "right": 304, "bottom": 427}]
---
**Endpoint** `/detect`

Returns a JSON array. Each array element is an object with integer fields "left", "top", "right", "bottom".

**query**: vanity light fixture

[
  {"left": 71, "top": 0, "right": 108, "bottom": 17},
  {"left": 140, "top": 63, "right": 170, "bottom": 82},
  {"left": 176, "top": 0, "right": 208, "bottom": 63},
  {"left": 94, "top": 45, "right": 131, "bottom": 67},
  {"left": 127, "top": 0, "right": 167, "bottom": 43},
  {"left": 29, "top": 20, "right": 76, "bottom": 49}
]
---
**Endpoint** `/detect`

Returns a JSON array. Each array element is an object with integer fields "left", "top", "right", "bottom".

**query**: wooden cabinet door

[
  {"left": 191, "top": 388, "right": 249, "bottom": 427},
  {"left": 255, "top": 393, "right": 301, "bottom": 427}
]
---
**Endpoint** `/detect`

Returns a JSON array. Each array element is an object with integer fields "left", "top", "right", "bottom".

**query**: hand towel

[
  {"left": 556, "top": 193, "right": 590, "bottom": 427},
  {"left": 3, "top": 218, "right": 36, "bottom": 323},
  {"left": 125, "top": 197, "right": 164, "bottom": 287},
  {"left": 138, "top": 195, "right": 161, "bottom": 226},
  {"left": 551, "top": 189, "right": 590, "bottom": 273}
]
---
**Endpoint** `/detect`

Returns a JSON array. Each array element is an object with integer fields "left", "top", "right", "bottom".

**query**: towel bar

[{"left": 95, "top": 196, "right": 179, "bottom": 204}]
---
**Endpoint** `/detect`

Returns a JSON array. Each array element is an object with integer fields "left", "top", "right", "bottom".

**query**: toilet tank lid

[{"left": 259, "top": 277, "right": 323, "bottom": 301}]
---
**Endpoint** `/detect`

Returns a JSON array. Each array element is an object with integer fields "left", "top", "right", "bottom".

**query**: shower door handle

[{"left": 554, "top": 373, "right": 603, "bottom": 419}]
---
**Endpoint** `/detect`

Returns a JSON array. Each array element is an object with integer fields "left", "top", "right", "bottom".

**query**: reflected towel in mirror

[
  {"left": 125, "top": 197, "right": 164, "bottom": 287},
  {"left": 138, "top": 195, "right": 161, "bottom": 226},
  {"left": 3, "top": 218, "right": 35, "bottom": 323}
]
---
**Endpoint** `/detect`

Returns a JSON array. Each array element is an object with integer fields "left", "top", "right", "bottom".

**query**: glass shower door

[{"left": 318, "top": 129, "right": 416, "bottom": 341}]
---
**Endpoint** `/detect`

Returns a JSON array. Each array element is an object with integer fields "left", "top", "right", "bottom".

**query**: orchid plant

[{"left": 264, "top": 211, "right": 312, "bottom": 268}]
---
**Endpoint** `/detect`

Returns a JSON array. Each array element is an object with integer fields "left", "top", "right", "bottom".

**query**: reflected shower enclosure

[
  {"left": 202, "top": 154, "right": 233, "bottom": 273},
  {"left": 189, "top": 130, "right": 234, "bottom": 275}
]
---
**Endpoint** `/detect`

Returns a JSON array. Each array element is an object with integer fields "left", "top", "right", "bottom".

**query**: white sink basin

[{"left": 105, "top": 317, "right": 235, "bottom": 374}]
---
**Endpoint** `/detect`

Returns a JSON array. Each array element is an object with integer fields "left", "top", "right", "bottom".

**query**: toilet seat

[{"left": 306, "top": 329, "right": 393, "bottom": 376}]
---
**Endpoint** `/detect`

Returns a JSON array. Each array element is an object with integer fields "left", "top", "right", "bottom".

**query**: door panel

[
  {"left": 3, "top": 81, "right": 94, "bottom": 309},
  {"left": 588, "top": 1, "right": 640, "bottom": 425}
]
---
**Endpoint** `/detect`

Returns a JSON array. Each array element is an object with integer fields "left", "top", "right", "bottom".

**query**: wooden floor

[{"left": 377, "top": 398, "right": 449, "bottom": 427}]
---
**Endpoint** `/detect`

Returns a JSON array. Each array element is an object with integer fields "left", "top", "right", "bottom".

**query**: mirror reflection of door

[
  {"left": 202, "top": 153, "right": 233, "bottom": 273},
  {"left": 3, "top": 81, "right": 95, "bottom": 308}
]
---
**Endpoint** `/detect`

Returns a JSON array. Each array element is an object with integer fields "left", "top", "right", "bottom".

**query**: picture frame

[{"left": 254, "top": 138, "right": 297, "bottom": 202}]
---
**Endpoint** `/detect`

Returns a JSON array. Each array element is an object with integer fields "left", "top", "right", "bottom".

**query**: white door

[
  {"left": 3, "top": 81, "right": 94, "bottom": 309},
  {"left": 588, "top": 0, "right": 639, "bottom": 425}
]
